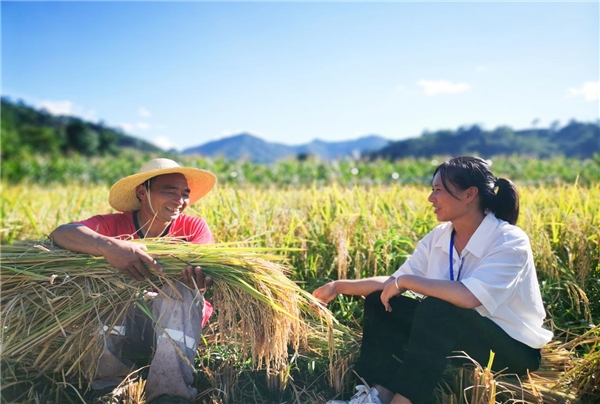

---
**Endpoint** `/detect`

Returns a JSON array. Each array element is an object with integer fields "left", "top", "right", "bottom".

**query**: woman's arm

[
  {"left": 312, "top": 276, "right": 393, "bottom": 304},
  {"left": 380, "top": 275, "right": 481, "bottom": 311}
]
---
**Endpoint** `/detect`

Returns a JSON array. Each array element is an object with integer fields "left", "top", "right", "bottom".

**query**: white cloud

[
  {"left": 138, "top": 107, "right": 151, "bottom": 117},
  {"left": 567, "top": 81, "right": 600, "bottom": 102},
  {"left": 152, "top": 136, "right": 179, "bottom": 151},
  {"left": 417, "top": 80, "right": 471, "bottom": 96},
  {"left": 39, "top": 100, "right": 74, "bottom": 115},
  {"left": 476, "top": 66, "right": 488, "bottom": 72},
  {"left": 220, "top": 129, "right": 264, "bottom": 138},
  {"left": 38, "top": 100, "right": 96, "bottom": 120},
  {"left": 118, "top": 122, "right": 151, "bottom": 132},
  {"left": 119, "top": 123, "right": 135, "bottom": 133}
]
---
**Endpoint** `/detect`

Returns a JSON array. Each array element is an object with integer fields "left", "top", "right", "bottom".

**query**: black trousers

[{"left": 356, "top": 292, "right": 542, "bottom": 404}]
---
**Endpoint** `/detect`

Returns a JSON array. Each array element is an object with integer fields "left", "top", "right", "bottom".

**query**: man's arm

[{"left": 49, "top": 223, "right": 163, "bottom": 279}]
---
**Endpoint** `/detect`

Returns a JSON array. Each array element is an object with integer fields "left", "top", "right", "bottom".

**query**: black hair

[
  {"left": 433, "top": 156, "right": 520, "bottom": 225},
  {"left": 135, "top": 178, "right": 154, "bottom": 203}
]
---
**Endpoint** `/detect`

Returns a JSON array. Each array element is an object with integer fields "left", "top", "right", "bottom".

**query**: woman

[{"left": 313, "top": 156, "right": 553, "bottom": 404}]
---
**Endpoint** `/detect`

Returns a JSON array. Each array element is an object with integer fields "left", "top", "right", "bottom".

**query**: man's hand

[
  {"left": 101, "top": 238, "right": 163, "bottom": 280},
  {"left": 182, "top": 265, "right": 213, "bottom": 291},
  {"left": 49, "top": 223, "right": 162, "bottom": 280}
]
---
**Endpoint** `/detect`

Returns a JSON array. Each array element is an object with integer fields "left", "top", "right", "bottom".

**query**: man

[{"left": 50, "top": 158, "right": 217, "bottom": 404}]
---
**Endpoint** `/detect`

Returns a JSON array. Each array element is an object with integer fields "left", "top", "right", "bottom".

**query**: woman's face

[{"left": 428, "top": 172, "right": 469, "bottom": 222}]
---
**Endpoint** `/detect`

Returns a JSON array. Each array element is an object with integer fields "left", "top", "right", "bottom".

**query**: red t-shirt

[
  {"left": 76, "top": 211, "right": 214, "bottom": 244},
  {"left": 76, "top": 211, "right": 215, "bottom": 326}
]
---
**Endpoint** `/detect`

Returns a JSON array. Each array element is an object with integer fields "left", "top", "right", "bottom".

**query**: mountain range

[
  {"left": 183, "top": 121, "right": 599, "bottom": 163},
  {"left": 3, "top": 97, "right": 598, "bottom": 164},
  {"left": 182, "top": 133, "right": 391, "bottom": 164}
]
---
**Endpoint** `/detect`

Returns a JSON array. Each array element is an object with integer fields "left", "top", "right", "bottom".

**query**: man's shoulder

[
  {"left": 171, "top": 214, "right": 210, "bottom": 232},
  {"left": 175, "top": 214, "right": 207, "bottom": 224},
  {"left": 171, "top": 214, "right": 213, "bottom": 243},
  {"left": 74, "top": 211, "right": 135, "bottom": 238},
  {"left": 77, "top": 211, "right": 133, "bottom": 223}
]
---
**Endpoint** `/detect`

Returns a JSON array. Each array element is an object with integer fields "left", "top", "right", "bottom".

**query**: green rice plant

[
  {"left": 3, "top": 154, "right": 599, "bottom": 186},
  {"left": 520, "top": 182, "right": 600, "bottom": 328}
]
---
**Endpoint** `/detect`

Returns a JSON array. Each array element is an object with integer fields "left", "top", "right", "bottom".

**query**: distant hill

[
  {"left": 183, "top": 134, "right": 294, "bottom": 164},
  {"left": 182, "top": 133, "right": 390, "bottom": 163},
  {"left": 366, "top": 122, "right": 600, "bottom": 160},
  {"left": 1, "top": 97, "right": 162, "bottom": 160},
  {"left": 297, "top": 135, "right": 391, "bottom": 160}
]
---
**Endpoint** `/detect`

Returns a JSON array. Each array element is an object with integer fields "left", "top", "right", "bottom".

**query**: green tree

[
  {"left": 0, "top": 121, "right": 21, "bottom": 159},
  {"left": 20, "top": 125, "right": 62, "bottom": 154},
  {"left": 98, "top": 130, "right": 119, "bottom": 155},
  {"left": 65, "top": 121, "right": 99, "bottom": 155}
]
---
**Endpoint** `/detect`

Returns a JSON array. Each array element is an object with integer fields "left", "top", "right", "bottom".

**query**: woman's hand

[
  {"left": 312, "top": 281, "right": 338, "bottom": 305},
  {"left": 381, "top": 276, "right": 405, "bottom": 312},
  {"left": 182, "top": 265, "right": 213, "bottom": 291}
]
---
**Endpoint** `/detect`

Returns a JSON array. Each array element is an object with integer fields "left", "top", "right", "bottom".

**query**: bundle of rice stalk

[
  {"left": 303, "top": 321, "right": 361, "bottom": 393},
  {"left": 437, "top": 348, "right": 575, "bottom": 404},
  {"left": 558, "top": 325, "right": 600, "bottom": 399},
  {"left": 0, "top": 239, "right": 335, "bottom": 385}
]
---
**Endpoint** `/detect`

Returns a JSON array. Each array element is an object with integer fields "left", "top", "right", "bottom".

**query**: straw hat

[{"left": 109, "top": 158, "right": 217, "bottom": 212}]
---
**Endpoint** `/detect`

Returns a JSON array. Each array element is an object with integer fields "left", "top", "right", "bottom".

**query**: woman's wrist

[{"left": 330, "top": 280, "right": 339, "bottom": 294}]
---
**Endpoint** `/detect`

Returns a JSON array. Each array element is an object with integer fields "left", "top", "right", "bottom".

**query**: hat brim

[{"left": 109, "top": 167, "right": 217, "bottom": 212}]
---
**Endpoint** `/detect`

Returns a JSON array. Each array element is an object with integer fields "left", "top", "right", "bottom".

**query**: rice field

[{"left": 1, "top": 179, "right": 599, "bottom": 403}]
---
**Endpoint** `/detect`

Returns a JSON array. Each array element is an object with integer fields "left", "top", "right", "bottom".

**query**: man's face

[{"left": 141, "top": 173, "right": 191, "bottom": 222}]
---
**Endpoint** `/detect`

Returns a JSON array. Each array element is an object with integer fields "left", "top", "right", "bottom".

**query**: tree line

[
  {"left": 367, "top": 121, "right": 600, "bottom": 160},
  {"left": 1, "top": 97, "right": 161, "bottom": 160}
]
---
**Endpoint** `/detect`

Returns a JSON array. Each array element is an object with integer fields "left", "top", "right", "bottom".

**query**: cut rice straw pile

[{"left": 0, "top": 239, "right": 335, "bottom": 386}]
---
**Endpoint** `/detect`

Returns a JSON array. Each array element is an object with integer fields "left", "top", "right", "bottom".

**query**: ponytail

[{"left": 493, "top": 177, "right": 519, "bottom": 225}]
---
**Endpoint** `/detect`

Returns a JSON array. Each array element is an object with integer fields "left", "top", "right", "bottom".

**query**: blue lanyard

[{"left": 449, "top": 230, "right": 464, "bottom": 281}]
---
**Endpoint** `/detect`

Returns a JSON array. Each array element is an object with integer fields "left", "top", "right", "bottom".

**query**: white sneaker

[{"left": 326, "top": 384, "right": 383, "bottom": 404}]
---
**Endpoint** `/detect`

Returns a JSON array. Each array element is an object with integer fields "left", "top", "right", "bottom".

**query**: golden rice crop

[
  {"left": 1, "top": 180, "right": 598, "bottom": 403},
  {"left": 0, "top": 239, "right": 335, "bottom": 387}
]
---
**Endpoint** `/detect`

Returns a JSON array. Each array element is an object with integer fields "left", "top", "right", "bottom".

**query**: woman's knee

[
  {"left": 413, "top": 297, "right": 465, "bottom": 327},
  {"left": 419, "top": 296, "right": 457, "bottom": 313},
  {"left": 363, "top": 291, "right": 386, "bottom": 318},
  {"left": 365, "top": 291, "right": 383, "bottom": 306},
  {"left": 364, "top": 291, "right": 383, "bottom": 312}
]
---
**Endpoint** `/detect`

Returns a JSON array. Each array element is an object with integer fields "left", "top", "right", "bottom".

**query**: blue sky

[{"left": 2, "top": 1, "right": 598, "bottom": 151}]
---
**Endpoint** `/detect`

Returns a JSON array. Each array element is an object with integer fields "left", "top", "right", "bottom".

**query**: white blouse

[{"left": 392, "top": 212, "right": 553, "bottom": 349}]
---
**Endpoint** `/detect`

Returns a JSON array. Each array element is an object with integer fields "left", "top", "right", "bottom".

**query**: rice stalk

[
  {"left": 436, "top": 344, "right": 577, "bottom": 404},
  {"left": 0, "top": 239, "right": 335, "bottom": 387},
  {"left": 557, "top": 325, "right": 600, "bottom": 399}
]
